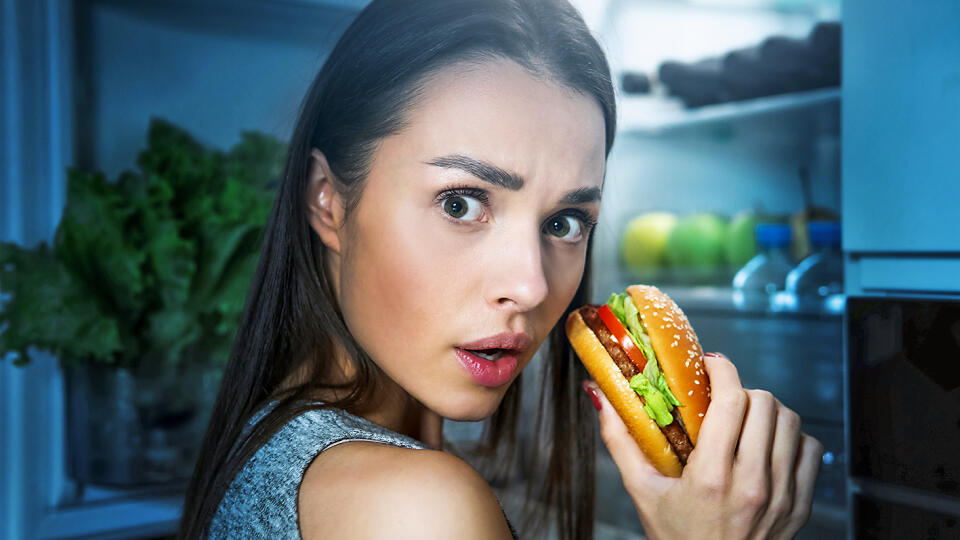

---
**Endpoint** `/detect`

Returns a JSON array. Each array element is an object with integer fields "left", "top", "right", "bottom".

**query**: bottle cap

[
  {"left": 756, "top": 223, "right": 792, "bottom": 249},
  {"left": 808, "top": 221, "right": 841, "bottom": 248}
]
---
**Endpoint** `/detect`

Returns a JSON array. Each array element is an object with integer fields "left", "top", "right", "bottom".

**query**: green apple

[
  {"left": 666, "top": 213, "right": 729, "bottom": 268},
  {"left": 621, "top": 212, "right": 678, "bottom": 275},
  {"left": 724, "top": 210, "right": 758, "bottom": 267}
]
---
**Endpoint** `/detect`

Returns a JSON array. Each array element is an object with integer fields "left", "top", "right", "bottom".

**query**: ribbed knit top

[{"left": 207, "top": 403, "right": 518, "bottom": 539}]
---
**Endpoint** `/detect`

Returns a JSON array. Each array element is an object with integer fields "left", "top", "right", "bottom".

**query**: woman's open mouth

[
  {"left": 469, "top": 349, "right": 505, "bottom": 361},
  {"left": 454, "top": 347, "right": 520, "bottom": 387}
]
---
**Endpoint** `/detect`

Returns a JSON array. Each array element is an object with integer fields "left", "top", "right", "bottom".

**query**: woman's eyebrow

[
  {"left": 425, "top": 154, "right": 523, "bottom": 190},
  {"left": 424, "top": 154, "right": 602, "bottom": 204},
  {"left": 561, "top": 186, "right": 602, "bottom": 204}
]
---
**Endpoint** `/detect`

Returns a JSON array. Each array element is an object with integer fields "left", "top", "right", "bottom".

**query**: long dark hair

[{"left": 177, "top": 0, "right": 616, "bottom": 538}]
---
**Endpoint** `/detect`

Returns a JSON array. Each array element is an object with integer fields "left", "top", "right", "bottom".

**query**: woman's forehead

[{"left": 381, "top": 60, "right": 606, "bottom": 191}]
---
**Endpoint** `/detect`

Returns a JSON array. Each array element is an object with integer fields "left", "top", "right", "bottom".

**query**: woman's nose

[{"left": 483, "top": 229, "right": 549, "bottom": 312}]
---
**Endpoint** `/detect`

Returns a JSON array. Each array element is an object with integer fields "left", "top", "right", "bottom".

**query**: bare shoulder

[{"left": 298, "top": 441, "right": 514, "bottom": 539}]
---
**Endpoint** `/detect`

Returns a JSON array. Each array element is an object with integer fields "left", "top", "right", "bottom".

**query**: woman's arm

[
  {"left": 586, "top": 352, "right": 824, "bottom": 540},
  {"left": 298, "top": 441, "right": 514, "bottom": 539}
]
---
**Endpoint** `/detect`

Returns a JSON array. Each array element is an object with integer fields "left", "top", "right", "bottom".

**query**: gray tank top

[{"left": 207, "top": 402, "right": 519, "bottom": 539}]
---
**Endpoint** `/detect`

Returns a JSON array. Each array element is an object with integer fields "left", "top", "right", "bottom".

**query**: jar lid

[
  {"left": 808, "top": 221, "right": 841, "bottom": 247},
  {"left": 756, "top": 223, "right": 792, "bottom": 248}
]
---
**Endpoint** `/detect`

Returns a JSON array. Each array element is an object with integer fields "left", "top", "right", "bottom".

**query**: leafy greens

[{"left": 0, "top": 118, "right": 286, "bottom": 368}]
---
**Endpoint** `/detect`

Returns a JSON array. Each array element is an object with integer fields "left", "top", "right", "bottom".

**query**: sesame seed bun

[{"left": 625, "top": 285, "right": 710, "bottom": 446}]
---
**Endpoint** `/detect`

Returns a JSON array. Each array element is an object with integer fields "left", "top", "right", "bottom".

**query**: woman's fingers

[
  {"left": 750, "top": 398, "right": 803, "bottom": 540},
  {"left": 772, "top": 433, "right": 824, "bottom": 539},
  {"left": 583, "top": 381, "right": 672, "bottom": 499},
  {"left": 583, "top": 348, "right": 825, "bottom": 540},
  {"left": 730, "top": 389, "right": 779, "bottom": 529},
  {"left": 735, "top": 389, "right": 778, "bottom": 471},
  {"left": 688, "top": 353, "right": 747, "bottom": 475}
]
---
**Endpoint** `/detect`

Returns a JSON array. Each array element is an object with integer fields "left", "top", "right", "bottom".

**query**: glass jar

[{"left": 65, "top": 358, "right": 222, "bottom": 486}]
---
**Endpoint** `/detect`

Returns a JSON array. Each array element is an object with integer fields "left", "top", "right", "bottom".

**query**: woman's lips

[{"left": 454, "top": 348, "right": 520, "bottom": 387}]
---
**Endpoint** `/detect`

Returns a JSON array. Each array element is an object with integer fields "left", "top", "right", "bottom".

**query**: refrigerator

[{"left": 2, "top": 0, "right": 958, "bottom": 538}]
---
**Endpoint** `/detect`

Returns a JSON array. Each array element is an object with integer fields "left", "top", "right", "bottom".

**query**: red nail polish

[
  {"left": 581, "top": 380, "right": 602, "bottom": 411},
  {"left": 704, "top": 352, "right": 722, "bottom": 358}
]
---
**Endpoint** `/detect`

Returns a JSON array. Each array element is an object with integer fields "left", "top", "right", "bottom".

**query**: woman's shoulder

[{"left": 298, "top": 441, "right": 514, "bottom": 539}]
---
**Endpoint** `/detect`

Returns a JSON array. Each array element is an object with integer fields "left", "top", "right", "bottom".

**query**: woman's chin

[{"left": 434, "top": 388, "right": 510, "bottom": 422}]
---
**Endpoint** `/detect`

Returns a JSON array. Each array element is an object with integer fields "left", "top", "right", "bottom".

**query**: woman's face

[{"left": 321, "top": 60, "right": 606, "bottom": 421}]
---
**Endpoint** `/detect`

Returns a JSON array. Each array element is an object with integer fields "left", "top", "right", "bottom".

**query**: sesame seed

[
  {"left": 688, "top": 390, "right": 693, "bottom": 396},
  {"left": 694, "top": 380, "right": 700, "bottom": 384},
  {"left": 698, "top": 413, "right": 704, "bottom": 417}
]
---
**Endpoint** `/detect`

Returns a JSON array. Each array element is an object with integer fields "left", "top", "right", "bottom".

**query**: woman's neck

[
  {"left": 366, "top": 380, "right": 445, "bottom": 449},
  {"left": 274, "top": 349, "right": 444, "bottom": 450}
]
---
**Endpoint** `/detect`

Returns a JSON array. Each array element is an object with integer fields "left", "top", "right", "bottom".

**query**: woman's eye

[
  {"left": 545, "top": 215, "right": 583, "bottom": 241},
  {"left": 442, "top": 194, "right": 484, "bottom": 221}
]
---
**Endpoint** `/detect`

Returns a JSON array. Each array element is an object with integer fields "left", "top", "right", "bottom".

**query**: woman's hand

[{"left": 584, "top": 352, "right": 824, "bottom": 540}]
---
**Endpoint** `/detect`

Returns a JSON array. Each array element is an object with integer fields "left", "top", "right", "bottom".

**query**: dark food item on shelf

[
  {"left": 722, "top": 45, "right": 796, "bottom": 101},
  {"left": 760, "top": 36, "right": 826, "bottom": 89},
  {"left": 658, "top": 58, "right": 732, "bottom": 107},
  {"left": 658, "top": 21, "right": 842, "bottom": 108},
  {"left": 809, "top": 21, "right": 842, "bottom": 87},
  {"left": 621, "top": 71, "right": 652, "bottom": 94}
]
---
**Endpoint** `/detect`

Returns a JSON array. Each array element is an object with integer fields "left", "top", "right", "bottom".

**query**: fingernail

[
  {"left": 581, "top": 380, "right": 602, "bottom": 411},
  {"left": 704, "top": 352, "right": 723, "bottom": 358}
]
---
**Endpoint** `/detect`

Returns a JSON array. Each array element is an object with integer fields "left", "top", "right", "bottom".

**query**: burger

[{"left": 565, "top": 284, "right": 710, "bottom": 477}]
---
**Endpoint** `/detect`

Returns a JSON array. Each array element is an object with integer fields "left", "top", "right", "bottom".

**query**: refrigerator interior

[{"left": 2, "top": 0, "right": 848, "bottom": 537}]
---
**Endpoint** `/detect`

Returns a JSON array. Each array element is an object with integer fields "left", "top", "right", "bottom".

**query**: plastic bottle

[
  {"left": 732, "top": 223, "right": 794, "bottom": 312},
  {"left": 786, "top": 221, "right": 844, "bottom": 314}
]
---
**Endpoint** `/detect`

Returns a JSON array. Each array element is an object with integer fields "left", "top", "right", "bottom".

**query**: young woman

[{"left": 178, "top": 0, "right": 824, "bottom": 538}]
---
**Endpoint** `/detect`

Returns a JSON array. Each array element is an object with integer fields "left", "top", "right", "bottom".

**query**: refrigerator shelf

[
  {"left": 593, "top": 280, "right": 845, "bottom": 320},
  {"left": 618, "top": 87, "right": 840, "bottom": 136}
]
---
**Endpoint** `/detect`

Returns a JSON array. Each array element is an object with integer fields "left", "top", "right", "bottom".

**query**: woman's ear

[{"left": 306, "top": 148, "right": 345, "bottom": 253}]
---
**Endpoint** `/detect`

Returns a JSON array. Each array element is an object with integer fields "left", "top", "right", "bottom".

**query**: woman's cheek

[
  {"left": 548, "top": 243, "right": 587, "bottom": 304},
  {"left": 354, "top": 211, "right": 466, "bottom": 354}
]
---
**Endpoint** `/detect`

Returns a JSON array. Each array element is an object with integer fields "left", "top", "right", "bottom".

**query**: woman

[{"left": 178, "top": 0, "right": 824, "bottom": 538}]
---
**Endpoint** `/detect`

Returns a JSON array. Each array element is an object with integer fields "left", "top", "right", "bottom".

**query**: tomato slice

[{"left": 597, "top": 304, "right": 648, "bottom": 373}]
